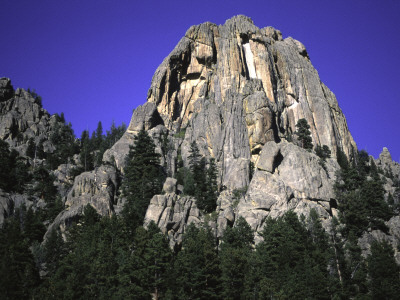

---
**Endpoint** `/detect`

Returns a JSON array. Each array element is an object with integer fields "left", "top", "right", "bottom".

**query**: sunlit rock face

[
  {"left": 104, "top": 15, "right": 360, "bottom": 244},
  {"left": 116, "top": 15, "right": 356, "bottom": 189}
]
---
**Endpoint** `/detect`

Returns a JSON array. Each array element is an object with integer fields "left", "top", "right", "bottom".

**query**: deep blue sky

[{"left": 1, "top": 0, "right": 400, "bottom": 161}]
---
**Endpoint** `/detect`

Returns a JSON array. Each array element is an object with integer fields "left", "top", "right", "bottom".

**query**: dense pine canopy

[{"left": 0, "top": 113, "right": 399, "bottom": 299}]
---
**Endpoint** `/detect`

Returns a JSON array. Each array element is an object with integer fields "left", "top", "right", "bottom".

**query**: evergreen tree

[
  {"left": 30, "top": 166, "right": 58, "bottom": 203},
  {"left": 23, "top": 206, "right": 46, "bottom": 244},
  {"left": 254, "top": 211, "right": 331, "bottom": 299},
  {"left": 173, "top": 224, "right": 220, "bottom": 299},
  {"left": 79, "top": 129, "right": 94, "bottom": 171},
  {"left": 0, "top": 140, "right": 30, "bottom": 193},
  {"left": 122, "top": 129, "right": 163, "bottom": 233},
  {"left": 0, "top": 140, "right": 14, "bottom": 191},
  {"left": 134, "top": 222, "right": 172, "bottom": 299},
  {"left": 104, "top": 121, "right": 126, "bottom": 149},
  {"left": 186, "top": 141, "right": 219, "bottom": 213},
  {"left": 95, "top": 121, "right": 103, "bottom": 148},
  {"left": 367, "top": 240, "right": 400, "bottom": 300},
  {"left": 220, "top": 217, "right": 254, "bottom": 299},
  {"left": 315, "top": 144, "right": 331, "bottom": 160},
  {"left": 336, "top": 147, "right": 349, "bottom": 170},
  {"left": 0, "top": 215, "right": 40, "bottom": 299},
  {"left": 203, "top": 158, "right": 218, "bottom": 213},
  {"left": 47, "top": 114, "right": 79, "bottom": 169},
  {"left": 26, "top": 137, "right": 36, "bottom": 159},
  {"left": 11, "top": 156, "right": 31, "bottom": 193},
  {"left": 342, "top": 232, "right": 369, "bottom": 298},
  {"left": 295, "top": 118, "right": 313, "bottom": 150}
]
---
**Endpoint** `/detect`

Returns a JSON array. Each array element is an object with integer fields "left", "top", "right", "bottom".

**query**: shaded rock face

[
  {"left": 144, "top": 192, "right": 202, "bottom": 248},
  {"left": 237, "top": 140, "right": 339, "bottom": 240},
  {"left": 65, "top": 164, "right": 118, "bottom": 216},
  {"left": 44, "top": 164, "right": 119, "bottom": 240},
  {"left": 0, "top": 78, "right": 62, "bottom": 156},
  {"left": 358, "top": 216, "right": 400, "bottom": 264},
  {"left": 376, "top": 147, "right": 400, "bottom": 181}
]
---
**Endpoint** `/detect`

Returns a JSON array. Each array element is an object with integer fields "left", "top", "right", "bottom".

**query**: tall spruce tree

[
  {"left": 220, "top": 217, "right": 254, "bottom": 299},
  {"left": 122, "top": 129, "right": 163, "bottom": 232},
  {"left": 367, "top": 240, "right": 400, "bottom": 299},
  {"left": 173, "top": 224, "right": 220, "bottom": 299}
]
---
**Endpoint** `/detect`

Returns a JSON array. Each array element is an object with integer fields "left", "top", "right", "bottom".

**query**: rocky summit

[
  {"left": 104, "top": 15, "right": 360, "bottom": 241},
  {"left": 1, "top": 15, "right": 400, "bottom": 287}
]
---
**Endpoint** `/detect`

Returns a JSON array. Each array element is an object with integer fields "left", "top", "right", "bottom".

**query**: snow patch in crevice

[
  {"left": 242, "top": 43, "right": 257, "bottom": 79},
  {"left": 288, "top": 101, "right": 298, "bottom": 109}
]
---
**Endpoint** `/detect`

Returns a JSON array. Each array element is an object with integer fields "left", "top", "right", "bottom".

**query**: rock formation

[
  {"left": 103, "top": 15, "right": 359, "bottom": 243},
  {"left": 2, "top": 16, "right": 399, "bottom": 260},
  {"left": 0, "top": 77, "right": 63, "bottom": 156}
]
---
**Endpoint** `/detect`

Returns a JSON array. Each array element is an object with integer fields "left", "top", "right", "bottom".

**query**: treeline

[
  {"left": 78, "top": 121, "right": 126, "bottom": 172},
  {"left": 1, "top": 114, "right": 126, "bottom": 223},
  {"left": 1, "top": 128, "right": 400, "bottom": 299},
  {"left": 25, "top": 113, "right": 126, "bottom": 172},
  {"left": 1, "top": 204, "right": 399, "bottom": 299}
]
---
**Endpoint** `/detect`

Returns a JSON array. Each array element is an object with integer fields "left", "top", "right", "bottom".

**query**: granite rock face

[
  {"left": 110, "top": 15, "right": 356, "bottom": 190},
  {"left": 236, "top": 140, "right": 339, "bottom": 240},
  {"left": 108, "top": 15, "right": 357, "bottom": 243},
  {"left": 6, "top": 16, "right": 400, "bottom": 253},
  {"left": 376, "top": 147, "right": 400, "bottom": 181},
  {"left": 44, "top": 164, "right": 119, "bottom": 239},
  {"left": 358, "top": 216, "right": 400, "bottom": 264},
  {"left": 0, "top": 78, "right": 65, "bottom": 156}
]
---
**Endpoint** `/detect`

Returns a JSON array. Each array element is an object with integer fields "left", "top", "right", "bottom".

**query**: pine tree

[
  {"left": 23, "top": 206, "right": 46, "bottom": 244},
  {"left": 80, "top": 129, "right": 94, "bottom": 171},
  {"left": 367, "top": 240, "right": 400, "bottom": 299},
  {"left": 0, "top": 215, "right": 40, "bottom": 299},
  {"left": 255, "top": 211, "right": 331, "bottom": 299},
  {"left": 295, "top": 118, "right": 313, "bottom": 150},
  {"left": 30, "top": 166, "right": 58, "bottom": 203},
  {"left": 0, "top": 140, "right": 13, "bottom": 191},
  {"left": 122, "top": 129, "right": 163, "bottom": 233},
  {"left": 203, "top": 158, "right": 218, "bottom": 213},
  {"left": 26, "top": 137, "right": 36, "bottom": 158},
  {"left": 220, "top": 217, "right": 254, "bottom": 299},
  {"left": 134, "top": 222, "right": 172, "bottom": 299},
  {"left": 173, "top": 224, "right": 220, "bottom": 299}
]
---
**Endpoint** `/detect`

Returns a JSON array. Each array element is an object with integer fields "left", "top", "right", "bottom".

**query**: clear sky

[{"left": 1, "top": 0, "right": 399, "bottom": 161}]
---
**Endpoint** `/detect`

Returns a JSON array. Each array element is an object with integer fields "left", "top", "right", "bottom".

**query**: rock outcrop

[
  {"left": 106, "top": 15, "right": 357, "bottom": 243},
  {"left": 4, "top": 16, "right": 399, "bottom": 255},
  {"left": 144, "top": 178, "right": 203, "bottom": 247},
  {"left": 0, "top": 78, "right": 64, "bottom": 156},
  {"left": 376, "top": 147, "right": 400, "bottom": 181},
  {"left": 109, "top": 15, "right": 356, "bottom": 188},
  {"left": 237, "top": 140, "right": 339, "bottom": 240},
  {"left": 44, "top": 164, "right": 119, "bottom": 239}
]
